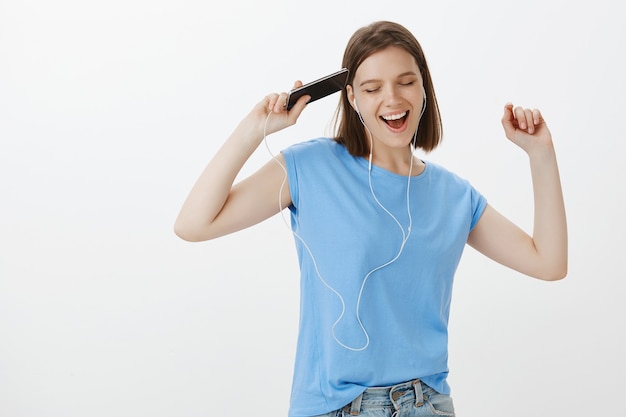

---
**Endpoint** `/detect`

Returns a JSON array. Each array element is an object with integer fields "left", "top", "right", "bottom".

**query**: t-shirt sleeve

[
  {"left": 280, "top": 143, "right": 303, "bottom": 212},
  {"left": 469, "top": 186, "right": 487, "bottom": 231}
]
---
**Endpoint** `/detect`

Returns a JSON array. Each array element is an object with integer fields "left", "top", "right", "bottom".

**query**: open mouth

[{"left": 380, "top": 111, "right": 409, "bottom": 130}]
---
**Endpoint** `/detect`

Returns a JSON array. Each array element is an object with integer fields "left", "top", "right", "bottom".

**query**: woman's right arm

[{"left": 174, "top": 84, "right": 309, "bottom": 242}]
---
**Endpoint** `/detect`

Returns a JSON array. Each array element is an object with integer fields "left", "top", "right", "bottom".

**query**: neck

[{"left": 369, "top": 147, "right": 424, "bottom": 176}]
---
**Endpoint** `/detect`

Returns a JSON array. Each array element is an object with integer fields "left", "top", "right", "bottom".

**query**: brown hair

[{"left": 333, "top": 21, "right": 442, "bottom": 156}]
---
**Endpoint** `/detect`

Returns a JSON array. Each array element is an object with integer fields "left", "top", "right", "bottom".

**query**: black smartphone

[{"left": 286, "top": 68, "right": 349, "bottom": 110}]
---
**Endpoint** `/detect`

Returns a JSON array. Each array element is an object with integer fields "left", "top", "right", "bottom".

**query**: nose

[{"left": 382, "top": 85, "right": 402, "bottom": 106}]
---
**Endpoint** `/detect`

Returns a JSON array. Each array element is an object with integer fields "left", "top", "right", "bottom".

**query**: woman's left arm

[{"left": 467, "top": 103, "right": 568, "bottom": 281}]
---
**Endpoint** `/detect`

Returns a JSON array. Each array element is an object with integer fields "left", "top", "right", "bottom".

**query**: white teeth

[{"left": 382, "top": 111, "right": 407, "bottom": 121}]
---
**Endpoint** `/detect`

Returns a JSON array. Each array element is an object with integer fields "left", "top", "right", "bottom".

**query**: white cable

[
  {"left": 263, "top": 103, "right": 421, "bottom": 351},
  {"left": 263, "top": 112, "right": 350, "bottom": 347}
]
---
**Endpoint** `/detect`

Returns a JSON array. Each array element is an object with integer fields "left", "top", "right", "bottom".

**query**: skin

[
  {"left": 174, "top": 46, "right": 567, "bottom": 281},
  {"left": 346, "top": 46, "right": 426, "bottom": 176}
]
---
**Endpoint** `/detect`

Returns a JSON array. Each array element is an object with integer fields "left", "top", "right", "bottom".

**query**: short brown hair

[{"left": 333, "top": 21, "right": 442, "bottom": 156}]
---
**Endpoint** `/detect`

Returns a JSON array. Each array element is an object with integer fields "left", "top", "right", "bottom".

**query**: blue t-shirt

[{"left": 281, "top": 138, "right": 487, "bottom": 417}]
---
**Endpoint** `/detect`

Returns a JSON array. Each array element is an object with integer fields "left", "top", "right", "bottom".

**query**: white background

[{"left": 1, "top": 0, "right": 624, "bottom": 416}]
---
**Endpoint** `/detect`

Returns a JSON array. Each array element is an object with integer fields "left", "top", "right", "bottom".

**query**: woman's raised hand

[
  {"left": 250, "top": 80, "right": 310, "bottom": 137},
  {"left": 501, "top": 103, "right": 554, "bottom": 156}
]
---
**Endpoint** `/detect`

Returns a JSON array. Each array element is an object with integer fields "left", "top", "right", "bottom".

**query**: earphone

[{"left": 261, "top": 86, "right": 427, "bottom": 351}]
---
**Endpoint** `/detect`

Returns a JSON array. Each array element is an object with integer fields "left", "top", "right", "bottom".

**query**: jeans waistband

[{"left": 342, "top": 379, "right": 425, "bottom": 416}]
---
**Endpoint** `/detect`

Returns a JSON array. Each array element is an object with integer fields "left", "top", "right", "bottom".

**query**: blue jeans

[{"left": 314, "top": 379, "right": 455, "bottom": 417}]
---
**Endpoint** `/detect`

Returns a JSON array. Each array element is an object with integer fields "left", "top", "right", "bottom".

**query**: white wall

[{"left": 1, "top": 0, "right": 624, "bottom": 416}]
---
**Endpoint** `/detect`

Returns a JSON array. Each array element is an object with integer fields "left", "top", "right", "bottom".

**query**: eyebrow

[{"left": 358, "top": 71, "right": 419, "bottom": 87}]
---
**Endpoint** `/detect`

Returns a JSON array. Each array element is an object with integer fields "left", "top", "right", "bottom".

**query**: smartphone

[{"left": 286, "top": 68, "right": 349, "bottom": 110}]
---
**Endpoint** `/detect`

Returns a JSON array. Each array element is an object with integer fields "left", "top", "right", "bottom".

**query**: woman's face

[{"left": 347, "top": 46, "right": 425, "bottom": 155}]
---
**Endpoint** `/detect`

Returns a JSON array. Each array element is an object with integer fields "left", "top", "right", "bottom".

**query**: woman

[{"left": 174, "top": 21, "right": 567, "bottom": 417}]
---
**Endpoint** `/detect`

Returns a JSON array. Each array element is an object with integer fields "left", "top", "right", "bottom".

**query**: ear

[{"left": 346, "top": 84, "right": 357, "bottom": 111}]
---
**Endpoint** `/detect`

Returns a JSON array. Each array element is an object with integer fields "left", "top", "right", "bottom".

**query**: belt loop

[
  {"left": 412, "top": 379, "right": 424, "bottom": 407},
  {"left": 349, "top": 392, "right": 363, "bottom": 415}
]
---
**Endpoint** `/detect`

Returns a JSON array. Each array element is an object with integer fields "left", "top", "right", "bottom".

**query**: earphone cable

[{"left": 262, "top": 108, "right": 419, "bottom": 352}]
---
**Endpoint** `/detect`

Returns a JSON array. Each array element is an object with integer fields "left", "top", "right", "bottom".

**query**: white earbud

[{"left": 353, "top": 99, "right": 360, "bottom": 114}]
